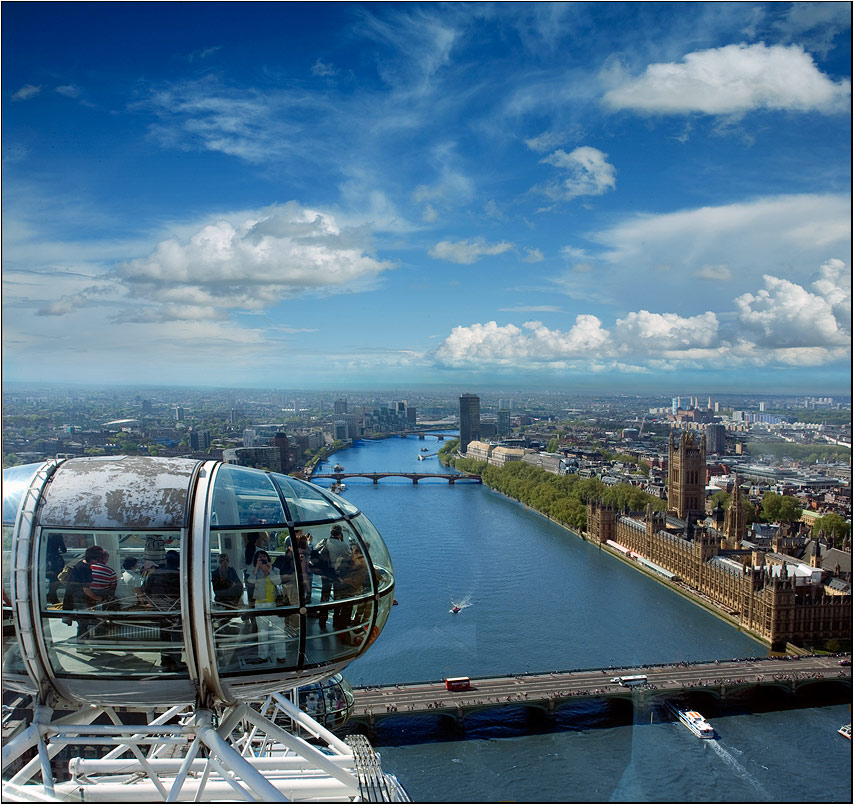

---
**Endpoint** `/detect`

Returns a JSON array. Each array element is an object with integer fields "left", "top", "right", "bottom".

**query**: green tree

[
  {"left": 546, "top": 438, "right": 559, "bottom": 453},
  {"left": 813, "top": 512, "right": 851, "bottom": 548},
  {"left": 761, "top": 492, "right": 802, "bottom": 523}
]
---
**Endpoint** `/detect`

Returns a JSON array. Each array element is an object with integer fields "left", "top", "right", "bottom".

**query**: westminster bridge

[
  {"left": 347, "top": 655, "right": 851, "bottom": 736},
  {"left": 312, "top": 472, "right": 481, "bottom": 485}
]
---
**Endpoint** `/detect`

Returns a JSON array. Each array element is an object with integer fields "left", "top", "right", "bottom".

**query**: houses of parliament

[{"left": 587, "top": 431, "right": 851, "bottom": 650}]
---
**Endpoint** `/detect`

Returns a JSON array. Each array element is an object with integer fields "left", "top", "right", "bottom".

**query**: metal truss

[{"left": 2, "top": 695, "right": 410, "bottom": 802}]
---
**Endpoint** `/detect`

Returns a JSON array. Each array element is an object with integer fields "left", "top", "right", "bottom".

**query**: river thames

[{"left": 316, "top": 435, "right": 852, "bottom": 803}]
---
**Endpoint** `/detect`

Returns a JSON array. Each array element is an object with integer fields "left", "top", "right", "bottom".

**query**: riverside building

[
  {"left": 588, "top": 431, "right": 852, "bottom": 650},
  {"left": 458, "top": 394, "right": 480, "bottom": 455}
]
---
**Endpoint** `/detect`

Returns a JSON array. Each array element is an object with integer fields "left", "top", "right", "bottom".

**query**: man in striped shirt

[{"left": 89, "top": 549, "right": 117, "bottom": 601}]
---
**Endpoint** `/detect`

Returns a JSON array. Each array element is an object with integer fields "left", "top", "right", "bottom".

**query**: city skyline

[{"left": 2, "top": 3, "right": 851, "bottom": 392}]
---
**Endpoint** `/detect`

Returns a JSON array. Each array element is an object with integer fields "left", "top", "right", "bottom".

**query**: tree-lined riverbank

[{"left": 439, "top": 438, "right": 663, "bottom": 532}]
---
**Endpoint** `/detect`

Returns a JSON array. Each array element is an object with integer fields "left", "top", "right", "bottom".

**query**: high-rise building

[
  {"left": 667, "top": 430, "right": 706, "bottom": 521},
  {"left": 175, "top": 406, "right": 185, "bottom": 422},
  {"left": 406, "top": 406, "right": 417, "bottom": 424},
  {"left": 243, "top": 428, "right": 257, "bottom": 448},
  {"left": 704, "top": 423, "right": 726, "bottom": 455},
  {"left": 272, "top": 432, "right": 290, "bottom": 473},
  {"left": 459, "top": 394, "right": 481, "bottom": 454},
  {"left": 497, "top": 408, "right": 511, "bottom": 436},
  {"left": 189, "top": 428, "right": 211, "bottom": 452},
  {"left": 333, "top": 420, "right": 348, "bottom": 441},
  {"left": 141, "top": 399, "right": 152, "bottom": 415},
  {"left": 334, "top": 400, "right": 347, "bottom": 415}
]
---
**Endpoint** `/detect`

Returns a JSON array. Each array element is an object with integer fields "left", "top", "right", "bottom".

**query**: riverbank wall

[{"left": 440, "top": 449, "right": 775, "bottom": 649}]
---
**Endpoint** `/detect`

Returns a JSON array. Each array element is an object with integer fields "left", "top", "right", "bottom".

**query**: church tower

[
  {"left": 723, "top": 474, "right": 747, "bottom": 549},
  {"left": 667, "top": 430, "right": 706, "bottom": 522}
]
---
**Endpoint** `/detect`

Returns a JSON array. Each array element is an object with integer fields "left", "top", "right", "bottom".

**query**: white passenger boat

[
  {"left": 838, "top": 724, "right": 851, "bottom": 739},
  {"left": 668, "top": 703, "right": 715, "bottom": 738}
]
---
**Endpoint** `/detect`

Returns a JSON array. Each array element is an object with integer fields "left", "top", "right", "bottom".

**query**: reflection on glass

[
  {"left": 39, "top": 528, "right": 188, "bottom": 676},
  {"left": 272, "top": 473, "right": 340, "bottom": 523},
  {"left": 210, "top": 465, "right": 286, "bottom": 527},
  {"left": 351, "top": 514, "right": 394, "bottom": 592},
  {"left": 295, "top": 673, "right": 355, "bottom": 730}
]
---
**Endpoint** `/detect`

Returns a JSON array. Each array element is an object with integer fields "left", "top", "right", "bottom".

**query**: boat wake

[
  {"left": 450, "top": 596, "right": 473, "bottom": 614},
  {"left": 708, "top": 738, "right": 769, "bottom": 798}
]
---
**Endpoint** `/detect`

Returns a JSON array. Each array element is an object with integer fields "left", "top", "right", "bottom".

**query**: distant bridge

[
  {"left": 348, "top": 655, "right": 851, "bottom": 735},
  {"left": 312, "top": 472, "right": 480, "bottom": 485}
]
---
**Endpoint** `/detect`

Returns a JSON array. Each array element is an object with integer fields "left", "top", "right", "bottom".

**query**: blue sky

[{"left": 2, "top": 2, "right": 851, "bottom": 393}]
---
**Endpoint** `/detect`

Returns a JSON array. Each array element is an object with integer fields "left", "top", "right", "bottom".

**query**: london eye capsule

[{"left": 2, "top": 456, "right": 396, "bottom": 709}]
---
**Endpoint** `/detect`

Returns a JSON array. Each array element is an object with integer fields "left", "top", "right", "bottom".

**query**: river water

[{"left": 316, "top": 436, "right": 852, "bottom": 802}]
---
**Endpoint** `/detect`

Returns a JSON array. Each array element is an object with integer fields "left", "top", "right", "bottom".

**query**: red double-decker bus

[{"left": 444, "top": 677, "right": 471, "bottom": 691}]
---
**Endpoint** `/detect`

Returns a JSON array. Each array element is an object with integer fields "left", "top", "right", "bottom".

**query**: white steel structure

[{"left": 2, "top": 456, "right": 408, "bottom": 801}]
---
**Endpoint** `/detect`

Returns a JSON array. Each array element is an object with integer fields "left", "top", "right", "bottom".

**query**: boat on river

[
  {"left": 839, "top": 724, "right": 851, "bottom": 739},
  {"left": 333, "top": 463, "right": 344, "bottom": 472},
  {"left": 668, "top": 702, "right": 715, "bottom": 738}
]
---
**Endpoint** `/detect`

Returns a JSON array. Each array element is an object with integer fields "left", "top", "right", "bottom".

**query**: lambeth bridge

[
  {"left": 312, "top": 472, "right": 481, "bottom": 485},
  {"left": 347, "top": 655, "right": 851, "bottom": 735}
]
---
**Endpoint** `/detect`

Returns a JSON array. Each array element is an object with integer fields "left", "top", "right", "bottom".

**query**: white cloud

[
  {"left": 429, "top": 237, "right": 513, "bottom": 264},
  {"left": 433, "top": 262, "right": 850, "bottom": 372},
  {"left": 522, "top": 248, "right": 544, "bottom": 263},
  {"left": 603, "top": 43, "right": 851, "bottom": 115},
  {"left": 583, "top": 193, "right": 851, "bottom": 310},
  {"left": 56, "top": 85, "right": 80, "bottom": 98},
  {"left": 435, "top": 315, "right": 611, "bottom": 366},
  {"left": 695, "top": 264, "right": 733, "bottom": 281},
  {"left": 12, "top": 84, "right": 41, "bottom": 100},
  {"left": 538, "top": 146, "right": 616, "bottom": 200},
  {"left": 734, "top": 260, "right": 851, "bottom": 348},
  {"left": 43, "top": 202, "right": 400, "bottom": 321}
]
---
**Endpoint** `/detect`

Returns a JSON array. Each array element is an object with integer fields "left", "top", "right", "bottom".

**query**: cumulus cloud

[
  {"left": 99, "top": 202, "right": 395, "bottom": 320},
  {"left": 602, "top": 43, "right": 851, "bottom": 115},
  {"left": 435, "top": 316, "right": 610, "bottom": 365},
  {"left": 432, "top": 261, "right": 850, "bottom": 372},
  {"left": 12, "top": 84, "right": 41, "bottom": 100},
  {"left": 734, "top": 259, "right": 851, "bottom": 348},
  {"left": 538, "top": 146, "right": 616, "bottom": 200},
  {"left": 429, "top": 237, "right": 513, "bottom": 264},
  {"left": 523, "top": 248, "right": 544, "bottom": 263}
]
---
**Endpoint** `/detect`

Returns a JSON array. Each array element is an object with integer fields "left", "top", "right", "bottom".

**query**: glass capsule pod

[{"left": 2, "top": 456, "right": 395, "bottom": 707}]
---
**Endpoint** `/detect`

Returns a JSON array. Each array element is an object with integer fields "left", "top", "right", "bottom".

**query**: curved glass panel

[
  {"left": 296, "top": 673, "right": 354, "bottom": 730},
  {"left": 209, "top": 528, "right": 301, "bottom": 673},
  {"left": 272, "top": 474, "right": 340, "bottom": 523},
  {"left": 40, "top": 529, "right": 188, "bottom": 677},
  {"left": 2, "top": 462, "right": 44, "bottom": 525},
  {"left": 351, "top": 513, "right": 395, "bottom": 593},
  {"left": 210, "top": 465, "right": 286, "bottom": 527},
  {"left": 319, "top": 487, "right": 360, "bottom": 516}
]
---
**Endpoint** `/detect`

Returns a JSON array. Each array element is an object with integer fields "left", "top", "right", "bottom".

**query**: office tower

[
  {"left": 459, "top": 394, "right": 481, "bottom": 454},
  {"left": 243, "top": 428, "right": 257, "bottom": 448},
  {"left": 759, "top": 401, "right": 766, "bottom": 412},
  {"left": 334, "top": 400, "right": 347, "bottom": 415},
  {"left": 667, "top": 430, "right": 706, "bottom": 521},
  {"left": 497, "top": 408, "right": 511, "bottom": 436},
  {"left": 334, "top": 421, "right": 348, "bottom": 441},
  {"left": 272, "top": 432, "right": 290, "bottom": 473},
  {"left": 189, "top": 428, "right": 211, "bottom": 452},
  {"left": 141, "top": 399, "right": 152, "bottom": 415},
  {"left": 406, "top": 406, "right": 417, "bottom": 424},
  {"left": 175, "top": 406, "right": 185, "bottom": 422},
  {"left": 714, "top": 401, "right": 720, "bottom": 413},
  {"left": 229, "top": 408, "right": 238, "bottom": 423},
  {"left": 704, "top": 423, "right": 726, "bottom": 455}
]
